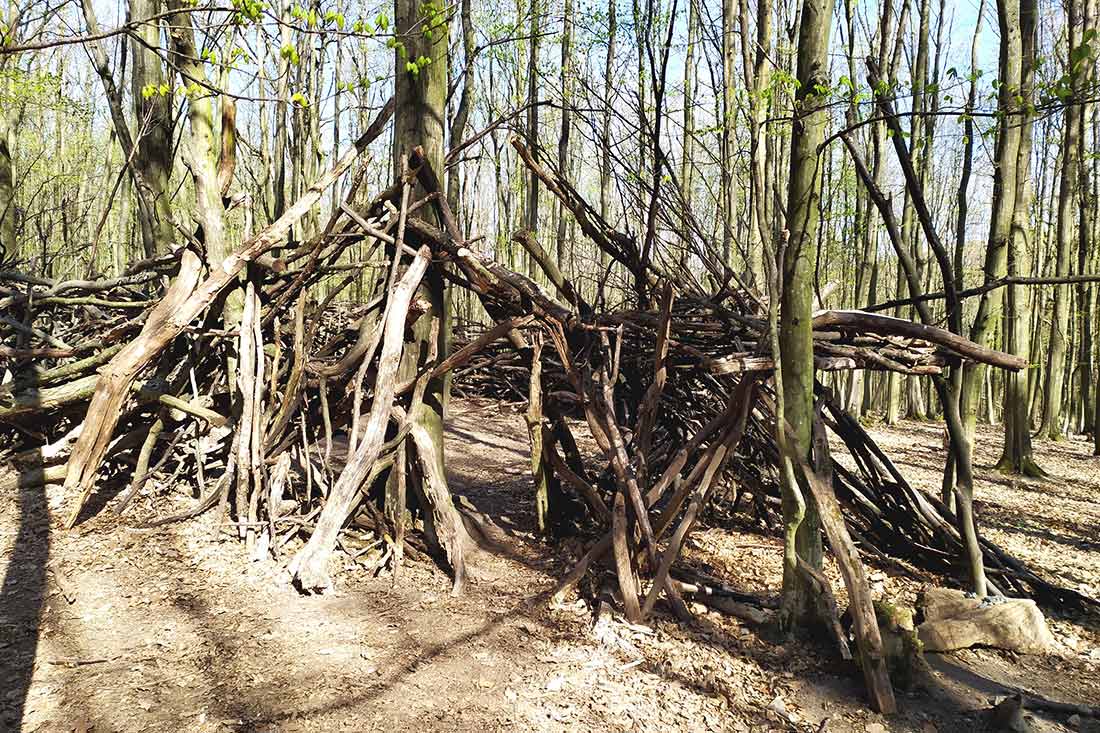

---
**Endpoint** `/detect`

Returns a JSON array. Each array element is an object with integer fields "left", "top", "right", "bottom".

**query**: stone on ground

[{"left": 916, "top": 587, "right": 1055, "bottom": 654}]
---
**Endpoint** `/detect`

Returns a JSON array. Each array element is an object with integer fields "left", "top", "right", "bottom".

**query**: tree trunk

[
  {"left": 633, "top": 0, "right": 648, "bottom": 177},
  {"left": 129, "top": 0, "right": 175, "bottom": 257},
  {"left": 778, "top": 0, "right": 831, "bottom": 627},
  {"left": 599, "top": 0, "right": 616, "bottom": 288},
  {"left": 943, "top": 0, "right": 986, "bottom": 499},
  {"left": 996, "top": 0, "right": 1043, "bottom": 474},
  {"left": 682, "top": 0, "right": 697, "bottom": 221},
  {"left": 447, "top": 0, "right": 475, "bottom": 219},
  {"left": 392, "top": 0, "right": 469, "bottom": 590},
  {"left": 1073, "top": 6, "right": 1096, "bottom": 435},
  {"left": 556, "top": 0, "right": 574, "bottom": 275},
  {"left": 1039, "top": 0, "right": 1083, "bottom": 441},
  {"left": 525, "top": 0, "right": 540, "bottom": 279},
  {"left": 273, "top": 4, "right": 292, "bottom": 221},
  {"left": 961, "top": 0, "right": 1027, "bottom": 464},
  {"left": 165, "top": 2, "right": 227, "bottom": 263},
  {"left": 720, "top": 0, "right": 738, "bottom": 273},
  {"left": 0, "top": 101, "right": 15, "bottom": 261}
]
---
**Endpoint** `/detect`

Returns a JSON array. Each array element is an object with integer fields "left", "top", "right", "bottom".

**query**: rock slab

[{"left": 916, "top": 587, "right": 1055, "bottom": 654}]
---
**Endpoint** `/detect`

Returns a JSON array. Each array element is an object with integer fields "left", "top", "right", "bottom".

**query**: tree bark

[
  {"left": 525, "top": 0, "right": 540, "bottom": 282},
  {"left": 555, "top": 0, "right": 574, "bottom": 276},
  {"left": 129, "top": 0, "right": 175, "bottom": 257},
  {"left": 720, "top": 0, "right": 738, "bottom": 274},
  {"left": 682, "top": 0, "right": 697, "bottom": 222},
  {"left": 777, "top": 0, "right": 832, "bottom": 626},
  {"left": 996, "top": 0, "right": 1042, "bottom": 475},
  {"left": 1039, "top": 0, "right": 1084, "bottom": 441},
  {"left": 599, "top": 0, "right": 617, "bottom": 286},
  {"left": 960, "top": 0, "right": 1030, "bottom": 493},
  {"left": 446, "top": 0, "right": 475, "bottom": 219},
  {"left": 392, "top": 0, "right": 469, "bottom": 590}
]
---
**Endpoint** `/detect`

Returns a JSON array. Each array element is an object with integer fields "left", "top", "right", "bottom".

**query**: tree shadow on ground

[
  {"left": 180, "top": 593, "right": 559, "bottom": 728},
  {"left": 926, "top": 653, "right": 1096, "bottom": 727},
  {"left": 0, "top": 454, "right": 51, "bottom": 732},
  {"left": 982, "top": 506, "right": 1099, "bottom": 554}
]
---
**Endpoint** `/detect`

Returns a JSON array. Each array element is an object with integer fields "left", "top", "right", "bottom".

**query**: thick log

[
  {"left": 811, "top": 310, "right": 1025, "bottom": 371},
  {"left": 0, "top": 375, "right": 225, "bottom": 426}
]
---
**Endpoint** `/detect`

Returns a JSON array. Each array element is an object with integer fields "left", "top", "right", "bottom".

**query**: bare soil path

[{"left": 2, "top": 401, "right": 1098, "bottom": 732}]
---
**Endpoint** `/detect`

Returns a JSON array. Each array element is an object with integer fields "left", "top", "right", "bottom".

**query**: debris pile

[{"left": 2, "top": 105, "right": 1096, "bottom": 714}]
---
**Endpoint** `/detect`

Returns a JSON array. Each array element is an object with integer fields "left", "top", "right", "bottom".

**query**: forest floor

[{"left": 2, "top": 399, "right": 1098, "bottom": 733}]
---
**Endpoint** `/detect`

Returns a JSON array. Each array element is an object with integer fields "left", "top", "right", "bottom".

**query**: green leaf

[
  {"left": 280, "top": 43, "right": 300, "bottom": 65},
  {"left": 325, "top": 10, "right": 345, "bottom": 29}
]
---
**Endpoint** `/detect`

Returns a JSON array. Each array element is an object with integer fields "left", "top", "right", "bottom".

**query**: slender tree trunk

[
  {"left": 633, "top": 0, "right": 648, "bottom": 177},
  {"left": 778, "top": 0, "right": 831, "bottom": 627},
  {"left": 681, "top": 0, "right": 696, "bottom": 222},
  {"left": 273, "top": 4, "right": 291, "bottom": 222},
  {"left": 961, "top": 0, "right": 1027, "bottom": 463},
  {"left": 1039, "top": 0, "right": 1083, "bottom": 440},
  {"left": 941, "top": 0, "right": 986, "bottom": 500},
  {"left": 599, "top": 0, "right": 616, "bottom": 285},
  {"left": 258, "top": 29, "right": 274, "bottom": 224},
  {"left": 992, "top": 0, "right": 1043, "bottom": 474},
  {"left": 886, "top": 260, "right": 904, "bottom": 423},
  {"left": 129, "top": 0, "right": 174, "bottom": 257},
  {"left": 525, "top": 0, "right": 540, "bottom": 281},
  {"left": 1074, "top": 3, "right": 1096, "bottom": 434},
  {"left": 720, "top": 0, "right": 738, "bottom": 272},
  {"left": 447, "top": 0, "right": 476, "bottom": 218},
  {"left": 165, "top": 1, "right": 227, "bottom": 264},
  {"left": 556, "top": 0, "right": 574, "bottom": 275},
  {"left": 841, "top": 0, "right": 868, "bottom": 416},
  {"left": 0, "top": 90, "right": 17, "bottom": 260},
  {"left": 0, "top": 3, "right": 17, "bottom": 261}
]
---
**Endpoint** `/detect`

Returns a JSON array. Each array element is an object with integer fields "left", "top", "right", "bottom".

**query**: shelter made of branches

[{"left": 3, "top": 109, "right": 1096, "bottom": 714}]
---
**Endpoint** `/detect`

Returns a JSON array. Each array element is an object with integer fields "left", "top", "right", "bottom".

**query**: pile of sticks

[
  {"left": 3, "top": 105, "right": 1096, "bottom": 713},
  {"left": 451, "top": 307, "right": 1098, "bottom": 614},
  {"left": 2, "top": 101, "right": 474, "bottom": 593}
]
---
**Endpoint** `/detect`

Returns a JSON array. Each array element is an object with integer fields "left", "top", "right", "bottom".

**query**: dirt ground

[{"left": 2, "top": 399, "right": 1098, "bottom": 733}]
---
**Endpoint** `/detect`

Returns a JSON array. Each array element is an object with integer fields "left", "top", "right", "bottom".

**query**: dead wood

[{"left": 3, "top": 118, "right": 1095, "bottom": 723}]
